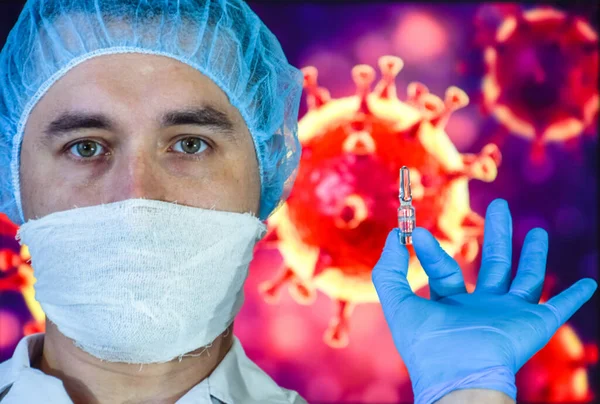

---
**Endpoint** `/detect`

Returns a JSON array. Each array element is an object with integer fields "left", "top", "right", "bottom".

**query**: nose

[{"left": 107, "top": 148, "right": 168, "bottom": 203}]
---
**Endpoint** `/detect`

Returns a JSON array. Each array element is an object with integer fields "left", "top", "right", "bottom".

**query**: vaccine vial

[{"left": 398, "top": 166, "right": 416, "bottom": 245}]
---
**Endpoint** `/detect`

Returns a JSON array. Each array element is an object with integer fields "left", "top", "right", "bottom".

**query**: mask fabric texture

[{"left": 15, "top": 198, "right": 267, "bottom": 364}]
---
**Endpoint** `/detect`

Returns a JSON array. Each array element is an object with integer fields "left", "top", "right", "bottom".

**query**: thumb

[{"left": 372, "top": 229, "right": 414, "bottom": 309}]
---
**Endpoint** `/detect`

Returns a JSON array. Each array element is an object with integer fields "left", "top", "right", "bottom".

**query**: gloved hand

[{"left": 372, "top": 199, "right": 597, "bottom": 404}]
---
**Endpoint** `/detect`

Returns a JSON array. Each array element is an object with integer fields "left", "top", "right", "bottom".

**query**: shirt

[{"left": 0, "top": 334, "right": 307, "bottom": 404}]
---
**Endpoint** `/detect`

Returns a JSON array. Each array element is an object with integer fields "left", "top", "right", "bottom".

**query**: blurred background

[{"left": 0, "top": 1, "right": 598, "bottom": 403}]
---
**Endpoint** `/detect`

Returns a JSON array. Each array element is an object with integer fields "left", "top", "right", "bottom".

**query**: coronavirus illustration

[
  {"left": 259, "top": 55, "right": 502, "bottom": 348},
  {"left": 482, "top": 6, "right": 598, "bottom": 162},
  {"left": 516, "top": 278, "right": 598, "bottom": 402},
  {"left": 0, "top": 228, "right": 45, "bottom": 336},
  {"left": 517, "top": 323, "right": 598, "bottom": 403}
]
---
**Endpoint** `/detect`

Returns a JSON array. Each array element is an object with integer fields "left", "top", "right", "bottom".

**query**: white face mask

[{"left": 15, "top": 198, "right": 266, "bottom": 364}]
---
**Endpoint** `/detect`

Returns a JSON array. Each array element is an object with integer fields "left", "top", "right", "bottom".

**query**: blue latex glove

[{"left": 372, "top": 199, "right": 597, "bottom": 404}]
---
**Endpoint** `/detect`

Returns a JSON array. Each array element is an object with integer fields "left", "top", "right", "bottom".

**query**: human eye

[
  {"left": 66, "top": 140, "right": 108, "bottom": 161},
  {"left": 170, "top": 137, "right": 210, "bottom": 158}
]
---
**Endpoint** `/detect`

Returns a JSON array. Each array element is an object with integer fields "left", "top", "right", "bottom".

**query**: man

[{"left": 0, "top": 1, "right": 596, "bottom": 403}]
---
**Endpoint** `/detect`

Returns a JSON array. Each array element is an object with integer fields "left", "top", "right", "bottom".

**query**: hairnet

[{"left": 0, "top": 0, "right": 303, "bottom": 223}]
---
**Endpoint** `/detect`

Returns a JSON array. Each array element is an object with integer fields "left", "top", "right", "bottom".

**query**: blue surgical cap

[{"left": 0, "top": 0, "right": 303, "bottom": 223}]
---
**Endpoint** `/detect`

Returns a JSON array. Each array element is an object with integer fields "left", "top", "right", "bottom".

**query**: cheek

[
  {"left": 20, "top": 169, "right": 51, "bottom": 220},
  {"left": 20, "top": 138, "right": 84, "bottom": 219},
  {"left": 213, "top": 154, "right": 260, "bottom": 214},
  {"left": 21, "top": 167, "right": 71, "bottom": 220},
  {"left": 19, "top": 140, "right": 46, "bottom": 218},
  {"left": 234, "top": 156, "right": 261, "bottom": 213}
]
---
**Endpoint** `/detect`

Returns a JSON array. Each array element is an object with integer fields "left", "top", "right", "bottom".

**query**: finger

[
  {"left": 475, "top": 198, "right": 513, "bottom": 294},
  {"left": 372, "top": 229, "right": 414, "bottom": 312},
  {"left": 539, "top": 279, "right": 598, "bottom": 334},
  {"left": 508, "top": 228, "right": 548, "bottom": 303},
  {"left": 412, "top": 227, "right": 466, "bottom": 300}
]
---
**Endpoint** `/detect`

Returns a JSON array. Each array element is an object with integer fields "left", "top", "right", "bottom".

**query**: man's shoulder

[
  {"left": 0, "top": 355, "right": 13, "bottom": 373},
  {"left": 0, "top": 333, "right": 44, "bottom": 393},
  {"left": 0, "top": 356, "right": 17, "bottom": 400},
  {"left": 0, "top": 344, "right": 19, "bottom": 384}
]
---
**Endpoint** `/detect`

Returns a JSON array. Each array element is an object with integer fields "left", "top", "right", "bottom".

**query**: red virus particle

[
  {"left": 516, "top": 276, "right": 598, "bottom": 402},
  {"left": 258, "top": 55, "right": 502, "bottom": 348},
  {"left": 0, "top": 248, "right": 34, "bottom": 292},
  {"left": 23, "top": 319, "right": 46, "bottom": 336},
  {"left": 0, "top": 214, "right": 46, "bottom": 337},
  {"left": 482, "top": 7, "right": 599, "bottom": 163},
  {"left": 517, "top": 324, "right": 598, "bottom": 403},
  {"left": 0, "top": 213, "right": 18, "bottom": 237}
]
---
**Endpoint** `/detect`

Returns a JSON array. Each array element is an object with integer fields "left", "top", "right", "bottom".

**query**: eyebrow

[{"left": 42, "top": 106, "right": 238, "bottom": 145}]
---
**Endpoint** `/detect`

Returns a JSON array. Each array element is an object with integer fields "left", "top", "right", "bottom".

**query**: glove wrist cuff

[{"left": 414, "top": 365, "right": 516, "bottom": 404}]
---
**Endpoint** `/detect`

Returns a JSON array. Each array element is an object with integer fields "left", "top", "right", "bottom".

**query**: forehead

[
  {"left": 27, "top": 52, "right": 248, "bottom": 138},
  {"left": 31, "top": 10, "right": 242, "bottom": 115},
  {"left": 43, "top": 53, "right": 232, "bottom": 109}
]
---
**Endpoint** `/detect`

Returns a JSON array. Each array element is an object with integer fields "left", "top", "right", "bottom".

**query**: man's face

[{"left": 19, "top": 53, "right": 261, "bottom": 221}]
